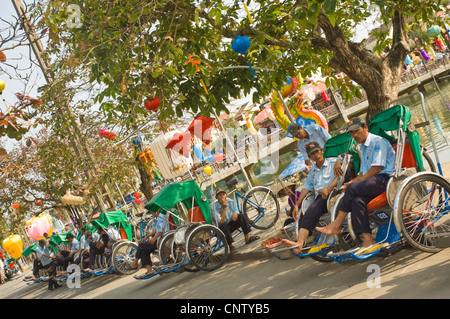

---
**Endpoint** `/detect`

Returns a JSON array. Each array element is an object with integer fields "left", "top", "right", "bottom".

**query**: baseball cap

[
  {"left": 346, "top": 117, "right": 366, "bottom": 132},
  {"left": 305, "top": 141, "right": 322, "bottom": 155},
  {"left": 288, "top": 123, "right": 300, "bottom": 137},
  {"left": 215, "top": 187, "right": 227, "bottom": 197}
]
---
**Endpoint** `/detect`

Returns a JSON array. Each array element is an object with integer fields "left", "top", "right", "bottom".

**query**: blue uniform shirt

[
  {"left": 154, "top": 214, "right": 170, "bottom": 234},
  {"left": 303, "top": 157, "right": 339, "bottom": 198},
  {"left": 211, "top": 198, "right": 239, "bottom": 225},
  {"left": 69, "top": 238, "right": 80, "bottom": 252},
  {"left": 36, "top": 244, "right": 54, "bottom": 267},
  {"left": 297, "top": 124, "right": 331, "bottom": 162},
  {"left": 360, "top": 133, "right": 396, "bottom": 176}
]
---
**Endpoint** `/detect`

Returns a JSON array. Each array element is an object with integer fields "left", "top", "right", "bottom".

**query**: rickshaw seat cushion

[
  {"left": 188, "top": 206, "right": 206, "bottom": 223},
  {"left": 391, "top": 139, "right": 417, "bottom": 169},
  {"left": 367, "top": 192, "right": 388, "bottom": 211}
]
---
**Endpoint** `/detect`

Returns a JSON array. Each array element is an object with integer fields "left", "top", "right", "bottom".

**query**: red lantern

[
  {"left": 35, "top": 200, "right": 42, "bottom": 206},
  {"left": 144, "top": 96, "right": 160, "bottom": 111},
  {"left": 321, "top": 91, "right": 331, "bottom": 102},
  {"left": 133, "top": 192, "right": 140, "bottom": 199},
  {"left": 107, "top": 132, "right": 116, "bottom": 140},
  {"left": 135, "top": 198, "right": 141, "bottom": 204},
  {"left": 12, "top": 203, "right": 19, "bottom": 210}
]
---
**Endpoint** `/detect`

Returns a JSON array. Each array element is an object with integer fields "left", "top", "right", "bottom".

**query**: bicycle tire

[{"left": 242, "top": 186, "right": 280, "bottom": 230}]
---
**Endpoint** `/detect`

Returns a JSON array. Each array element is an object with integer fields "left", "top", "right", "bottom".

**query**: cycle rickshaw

[
  {"left": 270, "top": 102, "right": 449, "bottom": 263},
  {"left": 113, "top": 179, "right": 230, "bottom": 280},
  {"left": 326, "top": 103, "right": 450, "bottom": 262}
]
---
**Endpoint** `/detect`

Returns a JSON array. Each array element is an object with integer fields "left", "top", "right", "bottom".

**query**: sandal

[
  {"left": 245, "top": 236, "right": 260, "bottom": 245},
  {"left": 230, "top": 246, "right": 238, "bottom": 254}
]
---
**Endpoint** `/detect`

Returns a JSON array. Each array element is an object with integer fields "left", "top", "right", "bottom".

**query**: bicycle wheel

[
  {"left": 158, "top": 231, "right": 176, "bottom": 265},
  {"left": 242, "top": 186, "right": 280, "bottom": 230},
  {"left": 186, "top": 225, "right": 228, "bottom": 271},
  {"left": 330, "top": 193, "right": 362, "bottom": 251},
  {"left": 112, "top": 241, "right": 139, "bottom": 275},
  {"left": 394, "top": 172, "right": 450, "bottom": 253}
]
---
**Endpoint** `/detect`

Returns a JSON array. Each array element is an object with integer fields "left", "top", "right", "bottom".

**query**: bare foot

[
  {"left": 281, "top": 239, "right": 302, "bottom": 255},
  {"left": 316, "top": 223, "right": 342, "bottom": 235}
]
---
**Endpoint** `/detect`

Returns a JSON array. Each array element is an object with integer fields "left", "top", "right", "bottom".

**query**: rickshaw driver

[
  {"left": 281, "top": 142, "right": 346, "bottom": 254},
  {"left": 317, "top": 117, "right": 396, "bottom": 250},
  {"left": 288, "top": 122, "right": 331, "bottom": 172},
  {"left": 212, "top": 188, "right": 260, "bottom": 254},
  {"left": 130, "top": 209, "right": 170, "bottom": 278}
]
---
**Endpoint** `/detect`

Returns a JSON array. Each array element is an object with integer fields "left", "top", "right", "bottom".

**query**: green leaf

[{"left": 324, "top": 0, "right": 337, "bottom": 14}]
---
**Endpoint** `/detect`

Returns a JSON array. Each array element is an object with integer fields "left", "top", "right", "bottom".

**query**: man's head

[
  {"left": 215, "top": 187, "right": 227, "bottom": 201},
  {"left": 305, "top": 142, "right": 324, "bottom": 163},
  {"left": 38, "top": 238, "right": 46, "bottom": 247},
  {"left": 288, "top": 123, "right": 308, "bottom": 139},
  {"left": 66, "top": 233, "right": 74, "bottom": 242},
  {"left": 347, "top": 117, "right": 369, "bottom": 143}
]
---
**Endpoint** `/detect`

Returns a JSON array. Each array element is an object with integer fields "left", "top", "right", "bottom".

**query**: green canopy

[
  {"left": 145, "top": 179, "right": 211, "bottom": 224},
  {"left": 21, "top": 243, "right": 38, "bottom": 257},
  {"left": 368, "top": 104, "right": 424, "bottom": 171},
  {"left": 21, "top": 231, "right": 73, "bottom": 257},
  {"left": 323, "top": 133, "right": 360, "bottom": 175},
  {"left": 90, "top": 210, "right": 132, "bottom": 241}
]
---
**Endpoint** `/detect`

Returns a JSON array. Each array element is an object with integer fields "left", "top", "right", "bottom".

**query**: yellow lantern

[
  {"left": 138, "top": 149, "right": 154, "bottom": 164},
  {"left": 2, "top": 235, "right": 23, "bottom": 259},
  {"left": 0, "top": 79, "right": 5, "bottom": 94}
]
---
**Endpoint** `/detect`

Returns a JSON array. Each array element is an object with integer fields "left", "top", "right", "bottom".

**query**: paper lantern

[
  {"left": 12, "top": 203, "right": 19, "bottom": 210},
  {"left": 321, "top": 91, "right": 331, "bottom": 102},
  {"left": 0, "top": 79, "right": 5, "bottom": 94},
  {"left": 2, "top": 235, "right": 23, "bottom": 259},
  {"left": 138, "top": 149, "right": 154, "bottom": 164},
  {"left": 0, "top": 51, "right": 6, "bottom": 63},
  {"left": 134, "top": 198, "right": 141, "bottom": 204},
  {"left": 35, "top": 199, "right": 42, "bottom": 206},
  {"left": 133, "top": 192, "right": 140, "bottom": 198},
  {"left": 214, "top": 153, "right": 225, "bottom": 162},
  {"left": 107, "top": 132, "right": 116, "bottom": 140},
  {"left": 99, "top": 129, "right": 109, "bottom": 137},
  {"left": 232, "top": 36, "right": 251, "bottom": 54},
  {"left": 25, "top": 216, "right": 53, "bottom": 240},
  {"left": 144, "top": 96, "right": 160, "bottom": 111},
  {"left": 420, "top": 49, "right": 431, "bottom": 62},
  {"left": 427, "top": 25, "right": 441, "bottom": 38},
  {"left": 204, "top": 166, "right": 212, "bottom": 176}
]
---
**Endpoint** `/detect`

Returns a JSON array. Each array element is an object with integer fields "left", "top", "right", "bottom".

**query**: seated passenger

[
  {"left": 56, "top": 233, "right": 80, "bottom": 271},
  {"left": 211, "top": 188, "right": 259, "bottom": 254},
  {"left": 130, "top": 209, "right": 170, "bottom": 278},
  {"left": 317, "top": 117, "right": 396, "bottom": 250},
  {"left": 282, "top": 142, "right": 349, "bottom": 254}
]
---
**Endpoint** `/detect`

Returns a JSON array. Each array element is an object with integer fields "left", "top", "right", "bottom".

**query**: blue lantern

[
  {"left": 232, "top": 36, "right": 251, "bottom": 54},
  {"left": 231, "top": 35, "right": 256, "bottom": 78}
]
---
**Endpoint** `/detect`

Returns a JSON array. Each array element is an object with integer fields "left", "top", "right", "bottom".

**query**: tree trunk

[
  {"left": 136, "top": 157, "right": 154, "bottom": 203},
  {"left": 313, "top": 8, "right": 410, "bottom": 122}
]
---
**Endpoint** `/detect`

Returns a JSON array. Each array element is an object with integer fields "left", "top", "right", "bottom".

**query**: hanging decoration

[
  {"left": 321, "top": 90, "right": 331, "bottom": 102},
  {"left": 132, "top": 136, "right": 144, "bottom": 152},
  {"left": 427, "top": 25, "right": 441, "bottom": 38},
  {"left": 25, "top": 214, "right": 53, "bottom": 240},
  {"left": 232, "top": 35, "right": 256, "bottom": 78},
  {"left": 0, "top": 79, "right": 5, "bottom": 94},
  {"left": 241, "top": 0, "right": 253, "bottom": 23},
  {"left": 2, "top": 235, "right": 23, "bottom": 260},
  {"left": 186, "top": 55, "right": 209, "bottom": 95},
  {"left": 270, "top": 75, "right": 328, "bottom": 133},
  {"left": 0, "top": 51, "right": 6, "bottom": 63},
  {"left": 144, "top": 96, "right": 160, "bottom": 111},
  {"left": 12, "top": 203, "right": 19, "bottom": 210},
  {"left": 419, "top": 49, "right": 431, "bottom": 62},
  {"left": 99, "top": 129, "right": 109, "bottom": 137}
]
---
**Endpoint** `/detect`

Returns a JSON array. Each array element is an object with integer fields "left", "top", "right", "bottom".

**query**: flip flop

[{"left": 245, "top": 236, "right": 260, "bottom": 245}]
